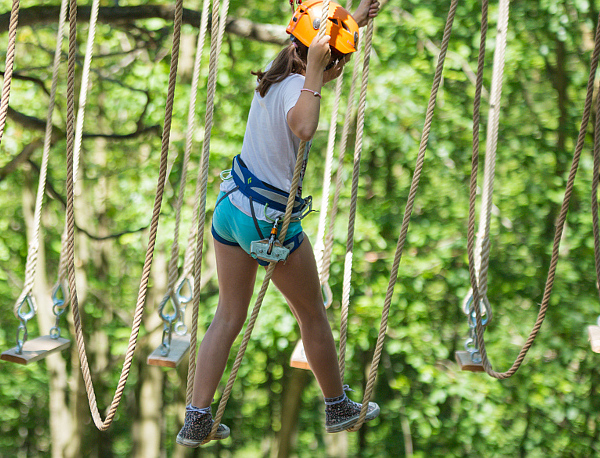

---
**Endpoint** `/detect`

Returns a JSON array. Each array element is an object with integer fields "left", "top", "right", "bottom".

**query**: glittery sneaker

[
  {"left": 325, "top": 391, "right": 380, "bottom": 433},
  {"left": 176, "top": 407, "right": 230, "bottom": 447}
]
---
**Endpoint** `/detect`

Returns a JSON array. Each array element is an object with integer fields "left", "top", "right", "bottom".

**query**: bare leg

[
  {"left": 191, "top": 240, "right": 258, "bottom": 408},
  {"left": 272, "top": 235, "right": 344, "bottom": 399}
]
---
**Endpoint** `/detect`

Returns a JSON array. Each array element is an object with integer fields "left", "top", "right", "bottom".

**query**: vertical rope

[
  {"left": 12, "top": 0, "right": 69, "bottom": 318},
  {"left": 347, "top": 0, "right": 459, "bottom": 430},
  {"left": 592, "top": 76, "right": 600, "bottom": 304},
  {"left": 164, "top": 0, "right": 212, "bottom": 301},
  {"left": 472, "top": 0, "right": 509, "bottom": 308},
  {"left": 0, "top": 0, "right": 20, "bottom": 144},
  {"left": 320, "top": 36, "right": 364, "bottom": 286},
  {"left": 186, "top": 0, "right": 230, "bottom": 406},
  {"left": 338, "top": 15, "right": 375, "bottom": 380},
  {"left": 175, "top": 0, "right": 212, "bottom": 291}
]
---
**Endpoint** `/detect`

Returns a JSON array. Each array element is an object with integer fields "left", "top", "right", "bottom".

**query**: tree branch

[
  {"left": 0, "top": 140, "right": 42, "bottom": 182},
  {"left": 0, "top": 4, "right": 288, "bottom": 45}
]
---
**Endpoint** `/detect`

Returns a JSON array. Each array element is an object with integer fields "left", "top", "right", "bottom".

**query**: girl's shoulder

[{"left": 279, "top": 73, "right": 305, "bottom": 92}]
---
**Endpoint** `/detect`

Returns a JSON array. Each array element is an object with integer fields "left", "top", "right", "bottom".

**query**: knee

[
  {"left": 212, "top": 307, "right": 247, "bottom": 338},
  {"left": 295, "top": 302, "right": 328, "bottom": 327}
]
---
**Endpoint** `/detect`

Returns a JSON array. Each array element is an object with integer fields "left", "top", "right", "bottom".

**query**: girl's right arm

[{"left": 286, "top": 34, "right": 331, "bottom": 141}]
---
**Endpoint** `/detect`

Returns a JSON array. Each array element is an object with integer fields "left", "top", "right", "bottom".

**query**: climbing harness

[{"left": 230, "top": 154, "right": 313, "bottom": 216}]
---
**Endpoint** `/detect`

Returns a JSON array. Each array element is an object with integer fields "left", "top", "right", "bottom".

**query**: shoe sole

[
  {"left": 176, "top": 427, "right": 230, "bottom": 447},
  {"left": 325, "top": 404, "right": 380, "bottom": 433}
]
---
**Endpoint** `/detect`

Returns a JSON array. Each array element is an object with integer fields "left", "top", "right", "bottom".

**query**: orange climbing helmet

[{"left": 286, "top": 0, "right": 359, "bottom": 56}]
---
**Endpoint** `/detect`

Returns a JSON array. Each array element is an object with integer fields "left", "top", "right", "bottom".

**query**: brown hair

[{"left": 252, "top": 40, "right": 308, "bottom": 97}]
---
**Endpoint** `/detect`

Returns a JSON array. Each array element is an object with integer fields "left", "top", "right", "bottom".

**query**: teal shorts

[{"left": 211, "top": 191, "right": 304, "bottom": 266}]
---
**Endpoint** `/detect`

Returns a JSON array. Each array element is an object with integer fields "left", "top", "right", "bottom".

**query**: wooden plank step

[
  {"left": 455, "top": 351, "right": 485, "bottom": 372},
  {"left": 147, "top": 334, "right": 191, "bottom": 368},
  {"left": 588, "top": 325, "right": 600, "bottom": 353},
  {"left": 1, "top": 335, "right": 70, "bottom": 365},
  {"left": 290, "top": 339, "right": 311, "bottom": 371}
]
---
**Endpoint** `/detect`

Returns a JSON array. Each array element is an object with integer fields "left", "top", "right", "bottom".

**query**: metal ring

[
  {"left": 49, "top": 326, "right": 61, "bottom": 339},
  {"left": 174, "top": 321, "right": 188, "bottom": 336},
  {"left": 469, "top": 350, "right": 482, "bottom": 364},
  {"left": 16, "top": 324, "right": 27, "bottom": 354}
]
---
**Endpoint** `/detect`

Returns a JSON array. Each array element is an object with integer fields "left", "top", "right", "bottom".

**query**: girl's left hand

[{"left": 353, "top": 0, "right": 380, "bottom": 28}]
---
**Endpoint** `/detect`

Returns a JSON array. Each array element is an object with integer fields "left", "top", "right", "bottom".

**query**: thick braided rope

[
  {"left": 12, "top": 0, "right": 69, "bottom": 318},
  {"left": 338, "top": 16, "right": 375, "bottom": 380},
  {"left": 164, "top": 0, "right": 212, "bottom": 299},
  {"left": 320, "top": 36, "right": 364, "bottom": 285},
  {"left": 55, "top": 0, "right": 102, "bottom": 305},
  {"left": 468, "top": 8, "right": 600, "bottom": 379},
  {"left": 208, "top": 1, "right": 333, "bottom": 439},
  {"left": 67, "top": 0, "right": 185, "bottom": 430},
  {"left": 175, "top": 0, "right": 212, "bottom": 292},
  {"left": 315, "top": 0, "right": 356, "bottom": 285},
  {"left": 0, "top": 0, "right": 20, "bottom": 145},
  {"left": 592, "top": 83, "right": 600, "bottom": 305},
  {"left": 72, "top": 0, "right": 101, "bottom": 187},
  {"left": 186, "top": 0, "right": 230, "bottom": 406},
  {"left": 348, "top": 0, "right": 459, "bottom": 430},
  {"left": 472, "top": 0, "right": 509, "bottom": 311}
]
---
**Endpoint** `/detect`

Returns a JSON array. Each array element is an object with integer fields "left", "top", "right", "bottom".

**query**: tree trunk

[
  {"left": 132, "top": 248, "right": 167, "bottom": 458},
  {"left": 276, "top": 368, "right": 310, "bottom": 458}
]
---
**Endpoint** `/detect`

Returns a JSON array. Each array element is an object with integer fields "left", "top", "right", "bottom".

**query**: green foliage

[{"left": 2, "top": 0, "right": 600, "bottom": 456}]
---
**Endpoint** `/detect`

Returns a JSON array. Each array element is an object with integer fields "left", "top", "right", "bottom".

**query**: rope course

[{"left": 6, "top": 0, "right": 600, "bottom": 442}]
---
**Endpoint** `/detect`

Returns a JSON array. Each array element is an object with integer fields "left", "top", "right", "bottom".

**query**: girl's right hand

[{"left": 307, "top": 34, "right": 332, "bottom": 73}]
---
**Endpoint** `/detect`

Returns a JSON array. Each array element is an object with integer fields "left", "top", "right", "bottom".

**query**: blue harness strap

[{"left": 231, "top": 155, "right": 310, "bottom": 215}]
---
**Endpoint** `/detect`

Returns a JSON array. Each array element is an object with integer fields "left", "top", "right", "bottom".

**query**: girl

[{"left": 177, "top": 0, "right": 381, "bottom": 447}]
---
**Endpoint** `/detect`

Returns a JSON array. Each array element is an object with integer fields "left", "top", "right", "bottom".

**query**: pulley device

[{"left": 250, "top": 218, "right": 290, "bottom": 263}]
